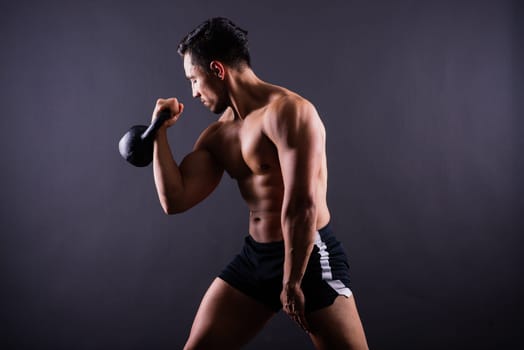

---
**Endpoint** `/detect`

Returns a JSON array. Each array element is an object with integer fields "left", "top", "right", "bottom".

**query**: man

[{"left": 152, "top": 17, "right": 368, "bottom": 349}]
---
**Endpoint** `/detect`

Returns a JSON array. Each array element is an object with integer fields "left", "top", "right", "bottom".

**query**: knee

[
  {"left": 182, "top": 341, "right": 199, "bottom": 350},
  {"left": 183, "top": 337, "right": 204, "bottom": 350},
  {"left": 310, "top": 334, "right": 369, "bottom": 350},
  {"left": 183, "top": 335, "right": 217, "bottom": 350}
]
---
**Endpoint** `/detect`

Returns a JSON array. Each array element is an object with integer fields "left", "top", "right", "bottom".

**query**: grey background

[{"left": 1, "top": 0, "right": 522, "bottom": 349}]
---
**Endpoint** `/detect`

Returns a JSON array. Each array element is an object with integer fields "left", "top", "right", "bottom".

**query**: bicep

[{"left": 177, "top": 148, "right": 224, "bottom": 211}]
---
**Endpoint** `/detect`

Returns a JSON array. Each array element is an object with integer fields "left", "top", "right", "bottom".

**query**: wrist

[
  {"left": 154, "top": 126, "right": 168, "bottom": 139},
  {"left": 283, "top": 278, "right": 302, "bottom": 289}
]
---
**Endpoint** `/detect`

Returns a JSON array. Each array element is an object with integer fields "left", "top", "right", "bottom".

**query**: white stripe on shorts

[{"left": 314, "top": 231, "right": 353, "bottom": 297}]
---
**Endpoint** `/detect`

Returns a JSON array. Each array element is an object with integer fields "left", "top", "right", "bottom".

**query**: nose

[{"left": 192, "top": 86, "right": 200, "bottom": 99}]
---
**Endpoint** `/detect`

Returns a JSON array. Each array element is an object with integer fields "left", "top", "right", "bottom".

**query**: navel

[{"left": 259, "top": 163, "right": 270, "bottom": 171}]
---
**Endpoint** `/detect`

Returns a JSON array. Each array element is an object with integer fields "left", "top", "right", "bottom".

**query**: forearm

[
  {"left": 282, "top": 203, "right": 317, "bottom": 287},
  {"left": 153, "top": 129, "right": 184, "bottom": 214}
]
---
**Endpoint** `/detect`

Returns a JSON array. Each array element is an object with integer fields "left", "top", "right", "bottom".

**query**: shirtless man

[{"left": 152, "top": 17, "right": 368, "bottom": 349}]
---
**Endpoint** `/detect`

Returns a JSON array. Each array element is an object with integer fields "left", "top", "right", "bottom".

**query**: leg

[
  {"left": 184, "top": 278, "right": 275, "bottom": 350},
  {"left": 306, "top": 295, "right": 369, "bottom": 350}
]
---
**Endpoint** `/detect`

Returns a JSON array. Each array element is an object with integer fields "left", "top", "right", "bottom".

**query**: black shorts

[{"left": 218, "top": 222, "right": 352, "bottom": 313}]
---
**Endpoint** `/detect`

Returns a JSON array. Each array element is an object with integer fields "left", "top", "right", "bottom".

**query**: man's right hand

[{"left": 152, "top": 98, "right": 184, "bottom": 129}]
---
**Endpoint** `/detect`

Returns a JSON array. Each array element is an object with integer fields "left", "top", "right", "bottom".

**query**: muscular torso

[{"left": 202, "top": 93, "right": 330, "bottom": 242}]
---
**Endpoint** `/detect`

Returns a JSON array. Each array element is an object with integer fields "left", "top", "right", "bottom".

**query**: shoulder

[
  {"left": 194, "top": 108, "right": 234, "bottom": 150},
  {"left": 263, "top": 92, "right": 324, "bottom": 145},
  {"left": 269, "top": 91, "right": 316, "bottom": 118}
]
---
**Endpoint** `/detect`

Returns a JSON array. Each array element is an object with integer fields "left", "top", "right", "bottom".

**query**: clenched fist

[{"left": 152, "top": 97, "right": 185, "bottom": 129}]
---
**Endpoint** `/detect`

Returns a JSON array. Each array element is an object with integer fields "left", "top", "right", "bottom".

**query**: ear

[{"left": 209, "top": 61, "right": 225, "bottom": 80}]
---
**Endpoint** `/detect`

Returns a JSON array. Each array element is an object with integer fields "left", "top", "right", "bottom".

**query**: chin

[{"left": 211, "top": 103, "right": 228, "bottom": 115}]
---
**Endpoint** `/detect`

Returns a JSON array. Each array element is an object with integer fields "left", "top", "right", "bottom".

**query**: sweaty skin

[{"left": 153, "top": 54, "right": 330, "bottom": 333}]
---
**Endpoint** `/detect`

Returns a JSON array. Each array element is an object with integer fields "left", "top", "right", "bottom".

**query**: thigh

[
  {"left": 184, "top": 278, "right": 276, "bottom": 350},
  {"left": 306, "top": 295, "right": 369, "bottom": 350}
]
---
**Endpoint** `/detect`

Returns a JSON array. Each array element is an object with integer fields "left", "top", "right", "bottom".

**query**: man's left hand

[{"left": 280, "top": 283, "right": 310, "bottom": 333}]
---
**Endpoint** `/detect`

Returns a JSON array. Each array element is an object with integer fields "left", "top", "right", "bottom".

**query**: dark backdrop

[{"left": 1, "top": 0, "right": 522, "bottom": 349}]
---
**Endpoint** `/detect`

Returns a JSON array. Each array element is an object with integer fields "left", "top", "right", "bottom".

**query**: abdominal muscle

[{"left": 238, "top": 173, "right": 331, "bottom": 243}]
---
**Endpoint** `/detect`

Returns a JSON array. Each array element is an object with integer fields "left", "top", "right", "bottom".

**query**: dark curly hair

[{"left": 177, "top": 17, "right": 251, "bottom": 72}]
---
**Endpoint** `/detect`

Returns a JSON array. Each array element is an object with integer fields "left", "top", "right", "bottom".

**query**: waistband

[{"left": 246, "top": 222, "right": 334, "bottom": 252}]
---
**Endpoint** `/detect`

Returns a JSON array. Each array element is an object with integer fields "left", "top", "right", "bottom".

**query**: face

[{"left": 183, "top": 54, "right": 229, "bottom": 114}]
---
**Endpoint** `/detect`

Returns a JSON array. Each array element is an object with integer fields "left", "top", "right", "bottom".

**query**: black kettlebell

[{"left": 118, "top": 109, "right": 171, "bottom": 167}]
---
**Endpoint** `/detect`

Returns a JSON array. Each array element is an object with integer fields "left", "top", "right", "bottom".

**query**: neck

[{"left": 225, "top": 67, "right": 271, "bottom": 120}]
